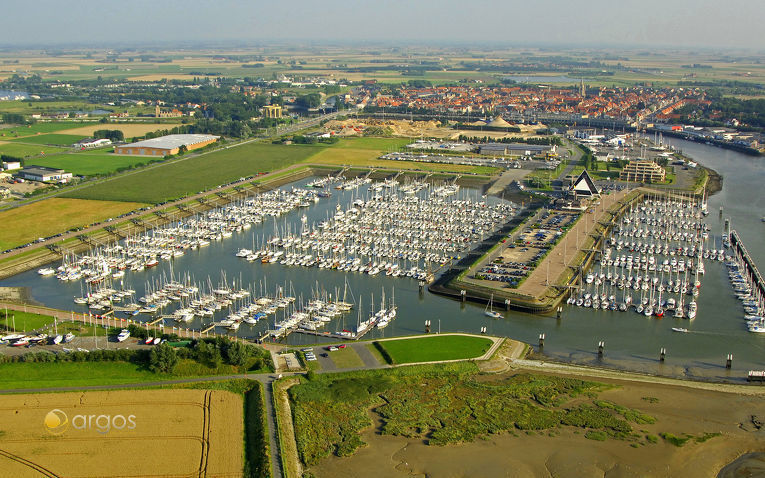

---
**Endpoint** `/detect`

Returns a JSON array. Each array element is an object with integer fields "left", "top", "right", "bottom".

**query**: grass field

[
  {"left": 26, "top": 150, "right": 149, "bottom": 176},
  {"left": 63, "top": 142, "right": 324, "bottom": 203},
  {"left": 328, "top": 347, "right": 364, "bottom": 369},
  {"left": 0, "top": 310, "right": 55, "bottom": 332},
  {"left": 376, "top": 335, "right": 493, "bottom": 364},
  {"left": 10, "top": 133, "right": 85, "bottom": 146},
  {"left": 333, "top": 137, "right": 411, "bottom": 150},
  {"left": 0, "top": 122, "right": 87, "bottom": 138},
  {"left": 0, "top": 141, "right": 66, "bottom": 158},
  {"left": 0, "top": 389, "right": 243, "bottom": 477},
  {"left": 0, "top": 361, "right": 165, "bottom": 389},
  {"left": 307, "top": 148, "right": 499, "bottom": 175},
  {"left": 0, "top": 198, "right": 146, "bottom": 250}
]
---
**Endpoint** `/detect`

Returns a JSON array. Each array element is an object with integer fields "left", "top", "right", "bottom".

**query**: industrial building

[
  {"left": 114, "top": 134, "right": 220, "bottom": 156},
  {"left": 619, "top": 160, "right": 666, "bottom": 183},
  {"left": 479, "top": 142, "right": 556, "bottom": 156},
  {"left": 19, "top": 167, "right": 73, "bottom": 183},
  {"left": 73, "top": 138, "right": 112, "bottom": 149}
]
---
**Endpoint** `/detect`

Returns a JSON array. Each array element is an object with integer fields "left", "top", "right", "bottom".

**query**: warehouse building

[
  {"left": 479, "top": 142, "right": 556, "bottom": 156},
  {"left": 19, "top": 167, "right": 73, "bottom": 183},
  {"left": 114, "top": 134, "right": 220, "bottom": 156}
]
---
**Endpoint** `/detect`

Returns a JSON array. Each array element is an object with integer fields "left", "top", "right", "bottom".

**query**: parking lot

[{"left": 472, "top": 210, "right": 579, "bottom": 288}]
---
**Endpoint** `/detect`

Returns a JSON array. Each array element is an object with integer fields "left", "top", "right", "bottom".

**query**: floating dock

[{"left": 267, "top": 324, "right": 376, "bottom": 341}]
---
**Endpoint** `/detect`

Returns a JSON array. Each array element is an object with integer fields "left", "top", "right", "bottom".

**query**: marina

[
  {"left": 569, "top": 192, "right": 713, "bottom": 320},
  {"left": 2, "top": 138, "right": 764, "bottom": 381}
]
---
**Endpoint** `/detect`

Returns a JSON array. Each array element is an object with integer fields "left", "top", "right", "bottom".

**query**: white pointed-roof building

[{"left": 569, "top": 170, "right": 600, "bottom": 198}]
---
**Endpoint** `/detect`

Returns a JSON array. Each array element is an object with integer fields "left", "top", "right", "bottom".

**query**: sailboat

[{"left": 485, "top": 294, "right": 502, "bottom": 319}]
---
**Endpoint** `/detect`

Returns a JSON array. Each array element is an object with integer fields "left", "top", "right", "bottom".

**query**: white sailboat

[{"left": 485, "top": 294, "right": 502, "bottom": 319}]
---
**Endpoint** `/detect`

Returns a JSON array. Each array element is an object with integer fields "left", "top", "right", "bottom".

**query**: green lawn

[
  {"left": 0, "top": 142, "right": 66, "bottom": 158},
  {"left": 10, "top": 133, "right": 85, "bottom": 146},
  {"left": 26, "top": 151, "right": 148, "bottom": 176},
  {"left": 0, "top": 310, "right": 55, "bottom": 332},
  {"left": 376, "top": 334, "right": 493, "bottom": 364},
  {"left": 63, "top": 142, "right": 324, "bottom": 203},
  {"left": 328, "top": 347, "right": 364, "bottom": 369}
]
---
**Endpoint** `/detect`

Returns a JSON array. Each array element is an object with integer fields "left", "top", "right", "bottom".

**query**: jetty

[{"left": 730, "top": 230, "right": 765, "bottom": 299}]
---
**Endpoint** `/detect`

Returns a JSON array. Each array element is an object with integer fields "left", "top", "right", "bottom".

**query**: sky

[{"left": 1, "top": 0, "right": 763, "bottom": 50}]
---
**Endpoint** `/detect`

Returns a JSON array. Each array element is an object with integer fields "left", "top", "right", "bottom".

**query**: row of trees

[{"left": 93, "top": 129, "right": 124, "bottom": 142}]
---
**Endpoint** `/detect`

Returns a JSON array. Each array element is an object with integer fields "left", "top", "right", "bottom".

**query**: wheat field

[{"left": 0, "top": 389, "right": 243, "bottom": 477}]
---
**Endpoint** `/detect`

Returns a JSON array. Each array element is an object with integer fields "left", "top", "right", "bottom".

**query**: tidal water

[{"left": 2, "top": 140, "right": 763, "bottom": 381}]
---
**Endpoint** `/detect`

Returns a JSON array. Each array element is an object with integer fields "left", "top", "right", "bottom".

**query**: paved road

[{"left": 556, "top": 140, "right": 584, "bottom": 183}]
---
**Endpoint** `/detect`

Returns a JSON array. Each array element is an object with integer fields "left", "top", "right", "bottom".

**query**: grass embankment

[
  {"left": 244, "top": 381, "right": 272, "bottom": 478},
  {"left": 0, "top": 361, "right": 162, "bottom": 389},
  {"left": 274, "top": 377, "right": 302, "bottom": 478},
  {"left": 289, "top": 363, "right": 685, "bottom": 468},
  {"left": 0, "top": 197, "right": 146, "bottom": 250},
  {"left": 374, "top": 335, "right": 493, "bottom": 364},
  {"left": 63, "top": 142, "right": 323, "bottom": 203}
]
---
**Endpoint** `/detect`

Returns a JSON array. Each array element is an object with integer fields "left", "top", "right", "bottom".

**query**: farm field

[
  {"left": 63, "top": 142, "right": 324, "bottom": 203},
  {"left": 375, "top": 335, "right": 494, "bottom": 364},
  {"left": 26, "top": 150, "right": 149, "bottom": 176},
  {"left": 0, "top": 389, "right": 243, "bottom": 477},
  {"left": 0, "top": 198, "right": 146, "bottom": 250},
  {"left": 10, "top": 133, "right": 85, "bottom": 146},
  {"left": 0, "top": 122, "right": 88, "bottom": 137},
  {"left": 57, "top": 122, "right": 185, "bottom": 137}
]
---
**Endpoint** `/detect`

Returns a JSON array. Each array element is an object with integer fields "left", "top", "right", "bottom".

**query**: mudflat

[{"left": 311, "top": 371, "right": 765, "bottom": 478}]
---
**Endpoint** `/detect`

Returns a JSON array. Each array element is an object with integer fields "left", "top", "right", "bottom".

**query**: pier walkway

[{"left": 730, "top": 230, "right": 765, "bottom": 299}]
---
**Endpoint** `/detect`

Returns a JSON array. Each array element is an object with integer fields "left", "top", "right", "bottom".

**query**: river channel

[{"left": 1, "top": 139, "right": 763, "bottom": 381}]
